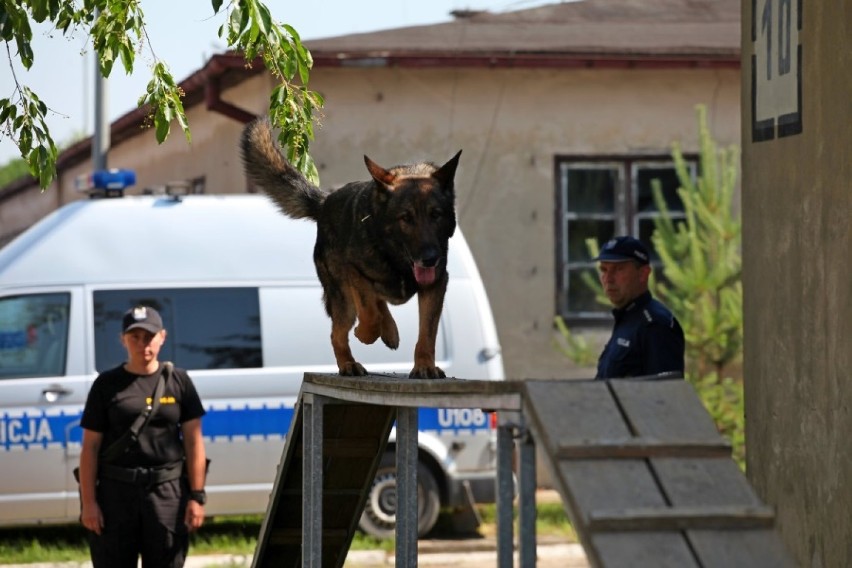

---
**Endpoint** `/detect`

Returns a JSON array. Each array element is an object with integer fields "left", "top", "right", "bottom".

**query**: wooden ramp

[
  {"left": 251, "top": 386, "right": 396, "bottom": 568},
  {"left": 251, "top": 374, "right": 794, "bottom": 567},
  {"left": 522, "top": 378, "right": 795, "bottom": 568}
]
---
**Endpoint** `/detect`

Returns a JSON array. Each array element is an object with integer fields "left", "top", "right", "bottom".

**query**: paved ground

[
  {"left": 2, "top": 545, "right": 590, "bottom": 567},
  {"left": 1, "top": 540, "right": 589, "bottom": 568}
]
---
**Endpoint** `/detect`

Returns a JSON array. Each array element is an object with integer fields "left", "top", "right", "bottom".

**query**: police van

[{"left": 0, "top": 184, "right": 505, "bottom": 537}]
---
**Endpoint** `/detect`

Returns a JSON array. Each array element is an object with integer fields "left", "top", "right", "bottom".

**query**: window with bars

[{"left": 555, "top": 156, "right": 695, "bottom": 321}]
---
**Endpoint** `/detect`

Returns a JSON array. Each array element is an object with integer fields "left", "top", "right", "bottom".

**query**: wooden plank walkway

[{"left": 522, "top": 378, "right": 795, "bottom": 568}]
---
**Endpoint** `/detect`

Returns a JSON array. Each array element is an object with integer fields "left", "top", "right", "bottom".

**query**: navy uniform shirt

[{"left": 595, "top": 291, "right": 685, "bottom": 379}]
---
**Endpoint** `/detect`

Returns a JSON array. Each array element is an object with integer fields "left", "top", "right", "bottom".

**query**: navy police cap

[{"left": 593, "top": 236, "right": 650, "bottom": 265}]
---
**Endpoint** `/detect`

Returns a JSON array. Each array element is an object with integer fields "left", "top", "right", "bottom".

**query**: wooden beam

[
  {"left": 556, "top": 439, "right": 732, "bottom": 459},
  {"left": 587, "top": 505, "right": 776, "bottom": 532}
]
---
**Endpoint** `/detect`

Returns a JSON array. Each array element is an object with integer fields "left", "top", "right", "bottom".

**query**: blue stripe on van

[
  {"left": 0, "top": 410, "right": 82, "bottom": 450},
  {"left": 0, "top": 406, "right": 492, "bottom": 450},
  {"left": 203, "top": 405, "right": 294, "bottom": 440}
]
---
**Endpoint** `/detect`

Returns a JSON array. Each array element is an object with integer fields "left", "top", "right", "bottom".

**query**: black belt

[{"left": 99, "top": 461, "right": 184, "bottom": 486}]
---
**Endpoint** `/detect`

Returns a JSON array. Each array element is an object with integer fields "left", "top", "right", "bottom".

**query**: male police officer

[{"left": 594, "top": 236, "right": 685, "bottom": 379}]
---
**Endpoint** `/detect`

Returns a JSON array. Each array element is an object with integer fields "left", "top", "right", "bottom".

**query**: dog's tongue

[{"left": 414, "top": 265, "right": 436, "bottom": 286}]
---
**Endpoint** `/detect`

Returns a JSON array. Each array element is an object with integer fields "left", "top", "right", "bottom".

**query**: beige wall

[
  {"left": 742, "top": 2, "right": 852, "bottom": 566},
  {"left": 305, "top": 66, "right": 740, "bottom": 379},
  {"left": 1, "top": 64, "right": 740, "bottom": 381}
]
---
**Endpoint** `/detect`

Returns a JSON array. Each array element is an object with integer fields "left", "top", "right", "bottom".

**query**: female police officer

[
  {"left": 78, "top": 305, "right": 207, "bottom": 567},
  {"left": 594, "top": 236, "right": 685, "bottom": 379}
]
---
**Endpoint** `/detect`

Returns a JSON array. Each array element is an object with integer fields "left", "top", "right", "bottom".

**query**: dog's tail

[{"left": 240, "top": 118, "right": 324, "bottom": 220}]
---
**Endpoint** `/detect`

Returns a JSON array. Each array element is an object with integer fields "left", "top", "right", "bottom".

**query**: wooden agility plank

[
  {"left": 587, "top": 504, "right": 776, "bottom": 531},
  {"left": 556, "top": 438, "right": 732, "bottom": 459}
]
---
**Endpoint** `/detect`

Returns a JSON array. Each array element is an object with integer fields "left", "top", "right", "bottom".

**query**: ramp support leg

[
  {"left": 497, "top": 420, "right": 515, "bottom": 568},
  {"left": 518, "top": 426, "right": 537, "bottom": 567},
  {"left": 303, "top": 394, "right": 324, "bottom": 568},
  {"left": 396, "top": 406, "right": 419, "bottom": 567},
  {"left": 497, "top": 415, "right": 537, "bottom": 568}
]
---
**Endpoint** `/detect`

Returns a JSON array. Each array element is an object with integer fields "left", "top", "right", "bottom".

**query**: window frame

[{"left": 554, "top": 154, "right": 696, "bottom": 324}]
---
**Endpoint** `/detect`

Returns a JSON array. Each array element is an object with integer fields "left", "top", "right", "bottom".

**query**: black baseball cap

[
  {"left": 122, "top": 306, "right": 164, "bottom": 334},
  {"left": 593, "top": 236, "right": 650, "bottom": 265}
]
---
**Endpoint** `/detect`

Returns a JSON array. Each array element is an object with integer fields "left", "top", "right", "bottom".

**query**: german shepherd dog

[{"left": 241, "top": 119, "right": 461, "bottom": 378}]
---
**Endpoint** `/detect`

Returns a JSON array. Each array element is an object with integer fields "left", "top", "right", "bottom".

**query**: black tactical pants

[{"left": 87, "top": 477, "right": 189, "bottom": 568}]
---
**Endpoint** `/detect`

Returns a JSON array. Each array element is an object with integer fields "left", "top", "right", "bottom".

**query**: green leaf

[
  {"left": 16, "top": 35, "right": 35, "bottom": 69},
  {"left": 211, "top": 0, "right": 224, "bottom": 13},
  {"left": 119, "top": 42, "right": 134, "bottom": 74},
  {"left": 154, "top": 112, "right": 170, "bottom": 143},
  {"left": 256, "top": 3, "right": 272, "bottom": 36},
  {"left": 31, "top": 0, "right": 49, "bottom": 22}
]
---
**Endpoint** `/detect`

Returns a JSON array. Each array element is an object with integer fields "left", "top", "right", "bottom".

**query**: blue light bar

[
  {"left": 91, "top": 169, "right": 136, "bottom": 190},
  {"left": 75, "top": 169, "right": 137, "bottom": 193}
]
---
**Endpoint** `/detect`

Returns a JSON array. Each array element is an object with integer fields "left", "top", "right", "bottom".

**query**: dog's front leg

[
  {"left": 328, "top": 289, "right": 368, "bottom": 376},
  {"left": 410, "top": 279, "right": 448, "bottom": 379},
  {"left": 331, "top": 318, "right": 368, "bottom": 376}
]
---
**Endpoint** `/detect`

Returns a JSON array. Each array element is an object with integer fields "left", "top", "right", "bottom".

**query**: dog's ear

[
  {"left": 433, "top": 150, "right": 462, "bottom": 186},
  {"left": 364, "top": 155, "right": 396, "bottom": 191}
]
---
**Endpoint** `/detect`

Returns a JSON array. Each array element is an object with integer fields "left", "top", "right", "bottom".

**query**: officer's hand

[
  {"left": 185, "top": 500, "right": 205, "bottom": 532},
  {"left": 80, "top": 500, "right": 104, "bottom": 535}
]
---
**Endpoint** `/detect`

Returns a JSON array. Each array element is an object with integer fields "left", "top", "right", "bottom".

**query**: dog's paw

[
  {"left": 339, "top": 362, "right": 368, "bottom": 376},
  {"left": 408, "top": 365, "right": 446, "bottom": 379},
  {"left": 381, "top": 322, "right": 400, "bottom": 350},
  {"left": 354, "top": 324, "right": 380, "bottom": 345}
]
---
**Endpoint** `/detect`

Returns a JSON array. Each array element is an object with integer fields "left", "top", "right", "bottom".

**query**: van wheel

[{"left": 358, "top": 452, "right": 441, "bottom": 539}]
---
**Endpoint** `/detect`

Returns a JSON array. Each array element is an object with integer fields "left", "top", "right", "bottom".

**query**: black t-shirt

[{"left": 81, "top": 362, "right": 206, "bottom": 468}]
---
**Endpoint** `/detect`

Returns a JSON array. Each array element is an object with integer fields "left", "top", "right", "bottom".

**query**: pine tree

[{"left": 651, "top": 104, "right": 742, "bottom": 380}]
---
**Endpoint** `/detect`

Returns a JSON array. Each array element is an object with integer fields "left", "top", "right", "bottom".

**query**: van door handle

[{"left": 42, "top": 385, "right": 73, "bottom": 402}]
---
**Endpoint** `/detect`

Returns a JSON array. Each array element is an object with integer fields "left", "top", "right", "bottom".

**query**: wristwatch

[{"left": 189, "top": 490, "right": 207, "bottom": 505}]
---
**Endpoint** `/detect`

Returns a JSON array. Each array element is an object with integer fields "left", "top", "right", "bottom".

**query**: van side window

[
  {"left": 93, "top": 288, "right": 262, "bottom": 372},
  {"left": 0, "top": 293, "right": 71, "bottom": 379}
]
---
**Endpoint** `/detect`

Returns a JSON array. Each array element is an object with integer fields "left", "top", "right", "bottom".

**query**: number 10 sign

[{"left": 751, "top": 0, "right": 803, "bottom": 142}]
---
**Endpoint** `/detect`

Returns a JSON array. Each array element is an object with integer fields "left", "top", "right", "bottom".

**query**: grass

[{"left": 0, "top": 503, "right": 575, "bottom": 564}]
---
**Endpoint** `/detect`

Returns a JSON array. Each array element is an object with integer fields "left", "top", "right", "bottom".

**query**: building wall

[
  {"left": 742, "top": 2, "right": 852, "bottom": 566},
  {"left": 304, "top": 66, "right": 740, "bottom": 379},
  {"left": 1, "top": 65, "right": 740, "bottom": 381}
]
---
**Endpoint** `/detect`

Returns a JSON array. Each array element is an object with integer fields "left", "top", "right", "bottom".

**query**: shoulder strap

[{"left": 100, "top": 362, "right": 173, "bottom": 463}]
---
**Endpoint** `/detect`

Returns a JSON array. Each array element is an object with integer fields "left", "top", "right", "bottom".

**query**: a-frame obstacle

[{"left": 251, "top": 374, "right": 794, "bottom": 567}]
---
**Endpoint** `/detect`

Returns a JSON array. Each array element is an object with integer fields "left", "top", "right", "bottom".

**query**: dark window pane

[
  {"left": 566, "top": 168, "right": 617, "bottom": 214},
  {"left": 568, "top": 220, "right": 616, "bottom": 263},
  {"left": 567, "top": 268, "right": 608, "bottom": 316},
  {"left": 93, "top": 288, "right": 262, "bottom": 372},
  {"left": 636, "top": 166, "right": 684, "bottom": 213},
  {"left": 0, "top": 293, "right": 70, "bottom": 379}
]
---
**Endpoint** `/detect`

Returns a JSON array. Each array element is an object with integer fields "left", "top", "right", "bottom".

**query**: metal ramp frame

[
  {"left": 251, "top": 373, "right": 527, "bottom": 568},
  {"left": 251, "top": 374, "right": 795, "bottom": 567}
]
